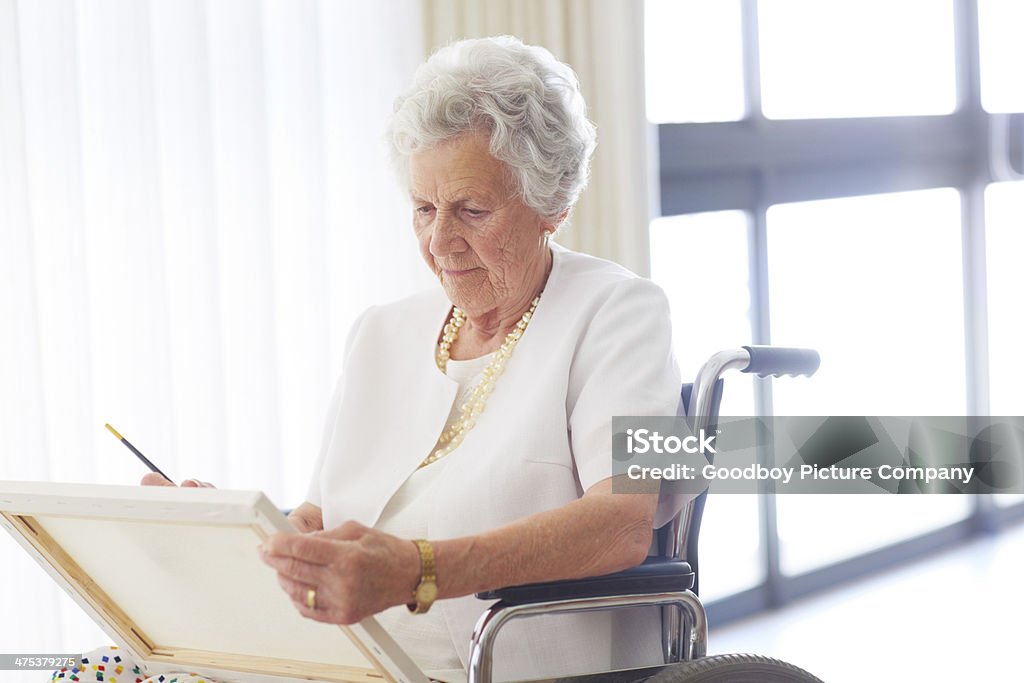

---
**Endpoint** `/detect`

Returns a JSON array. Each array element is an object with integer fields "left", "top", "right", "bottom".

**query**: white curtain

[
  {"left": 422, "top": 0, "right": 654, "bottom": 275},
  {"left": 0, "top": 0, "right": 428, "bottom": 666},
  {"left": 0, "top": 0, "right": 649, "bottom": 668}
]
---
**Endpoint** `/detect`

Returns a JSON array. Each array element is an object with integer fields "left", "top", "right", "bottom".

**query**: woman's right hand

[{"left": 140, "top": 473, "right": 215, "bottom": 488}]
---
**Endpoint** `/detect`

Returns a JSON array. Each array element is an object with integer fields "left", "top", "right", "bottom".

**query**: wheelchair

[{"left": 467, "top": 346, "right": 825, "bottom": 683}]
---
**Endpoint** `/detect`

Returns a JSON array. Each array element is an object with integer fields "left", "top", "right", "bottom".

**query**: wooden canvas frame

[{"left": 0, "top": 481, "right": 428, "bottom": 683}]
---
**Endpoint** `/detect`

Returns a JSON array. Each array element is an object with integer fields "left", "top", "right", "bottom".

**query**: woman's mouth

[{"left": 442, "top": 267, "right": 477, "bottom": 277}]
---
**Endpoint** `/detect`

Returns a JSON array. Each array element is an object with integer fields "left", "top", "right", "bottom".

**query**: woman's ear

[{"left": 544, "top": 208, "right": 570, "bottom": 236}]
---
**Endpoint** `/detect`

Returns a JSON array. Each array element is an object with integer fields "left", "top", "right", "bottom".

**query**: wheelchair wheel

[{"left": 645, "top": 653, "right": 824, "bottom": 682}]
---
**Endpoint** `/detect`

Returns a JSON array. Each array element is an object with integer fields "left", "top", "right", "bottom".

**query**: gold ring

[{"left": 306, "top": 587, "right": 317, "bottom": 610}]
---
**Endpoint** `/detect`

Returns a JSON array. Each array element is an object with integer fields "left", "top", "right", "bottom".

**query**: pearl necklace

[{"left": 421, "top": 296, "right": 540, "bottom": 468}]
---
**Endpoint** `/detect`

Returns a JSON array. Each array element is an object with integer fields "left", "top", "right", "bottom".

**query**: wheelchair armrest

[{"left": 474, "top": 557, "right": 693, "bottom": 605}]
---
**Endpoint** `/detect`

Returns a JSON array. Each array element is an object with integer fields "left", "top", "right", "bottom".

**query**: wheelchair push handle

[{"left": 740, "top": 345, "right": 820, "bottom": 378}]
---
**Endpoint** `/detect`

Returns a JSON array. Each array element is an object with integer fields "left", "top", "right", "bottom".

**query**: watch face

[{"left": 416, "top": 581, "right": 438, "bottom": 604}]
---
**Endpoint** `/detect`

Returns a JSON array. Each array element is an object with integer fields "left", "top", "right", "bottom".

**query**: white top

[
  {"left": 308, "top": 244, "right": 682, "bottom": 681},
  {"left": 374, "top": 355, "right": 492, "bottom": 683}
]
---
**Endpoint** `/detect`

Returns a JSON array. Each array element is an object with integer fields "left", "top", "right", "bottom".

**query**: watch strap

[{"left": 407, "top": 538, "right": 437, "bottom": 614}]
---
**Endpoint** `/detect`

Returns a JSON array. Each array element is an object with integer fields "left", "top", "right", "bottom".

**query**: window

[
  {"left": 644, "top": 0, "right": 745, "bottom": 123},
  {"left": 758, "top": 0, "right": 956, "bottom": 119},
  {"left": 767, "top": 189, "right": 965, "bottom": 416},
  {"left": 650, "top": 210, "right": 754, "bottom": 414},
  {"left": 978, "top": 0, "right": 1024, "bottom": 113},
  {"left": 985, "top": 182, "right": 1024, "bottom": 415},
  {"left": 771, "top": 189, "right": 972, "bottom": 573},
  {"left": 646, "top": 0, "right": 1020, "bottom": 623},
  {"left": 650, "top": 211, "right": 760, "bottom": 599}
]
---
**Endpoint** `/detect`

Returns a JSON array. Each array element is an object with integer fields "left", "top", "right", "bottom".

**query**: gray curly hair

[{"left": 388, "top": 35, "right": 597, "bottom": 222}]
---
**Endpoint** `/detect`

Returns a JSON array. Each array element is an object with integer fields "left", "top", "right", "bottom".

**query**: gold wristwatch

[{"left": 407, "top": 539, "right": 438, "bottom": 614}]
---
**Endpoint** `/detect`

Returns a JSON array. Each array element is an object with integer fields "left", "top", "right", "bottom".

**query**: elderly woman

[{"left": 52, "top": 35, "right": 682, "bottom": 683}]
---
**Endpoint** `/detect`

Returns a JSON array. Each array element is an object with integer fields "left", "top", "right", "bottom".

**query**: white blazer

[{"left": 308, "top": 244, "right": 682, "bottom": 681}]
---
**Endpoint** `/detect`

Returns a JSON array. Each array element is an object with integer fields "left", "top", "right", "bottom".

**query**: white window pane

[
  {"left": 766, "top": 189, "right": 970, "bottom": 574},
  {"left": 979, "top": 1, "right": 1024, "bottom": 113},
  {"left": 699, "top": 495, "right": 763, "bottom": 601},
  {"left": 644, "top": 0, "right": 745, "bottom": 123},
  {"left": 650, "top": 212, "right": 761, "bottom": 599},
  {"left": 759, "top": 0, "right": 956, "bottom": 119},
  {"left": 650, "top": 211, "right": 754, "bottom": 414},
  {"left": 767, "top": 189, "right": 965, "bottom": 415},
  {"left": 986, "top": 181, "right": 1024, "bottom": 414},
  {"left": 987, "top": 180, "right": 1024, "bottom": 527}
]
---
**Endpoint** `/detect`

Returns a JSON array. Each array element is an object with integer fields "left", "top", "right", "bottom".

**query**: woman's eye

[
  {"left": 464, "top": 208, "right": 487, "bottom": 218},
  {"left": 416, "top": 206, "right": 435, "bottom": 215}
]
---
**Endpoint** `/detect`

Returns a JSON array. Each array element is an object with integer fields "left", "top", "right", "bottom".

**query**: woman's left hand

[{"left": 259, "top": 521, "right": 421, "bottom": 624}]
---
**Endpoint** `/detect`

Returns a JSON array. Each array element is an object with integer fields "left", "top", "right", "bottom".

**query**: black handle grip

[{"left": 741, "top": 346, "right": 820, "bottom": 378}]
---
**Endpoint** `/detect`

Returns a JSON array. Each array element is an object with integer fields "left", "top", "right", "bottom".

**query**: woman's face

[{"left": 408, "top": 133, "right": 551, "bottom": 317}]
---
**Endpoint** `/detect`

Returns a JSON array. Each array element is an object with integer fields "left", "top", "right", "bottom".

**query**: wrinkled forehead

[{"left": 407, "top": 134, "right": 515, "bottom": 201}]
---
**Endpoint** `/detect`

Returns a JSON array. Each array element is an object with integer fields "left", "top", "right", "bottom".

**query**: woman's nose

[{"left": 429, "top": 210, "right": 464, "bottom": 256}]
